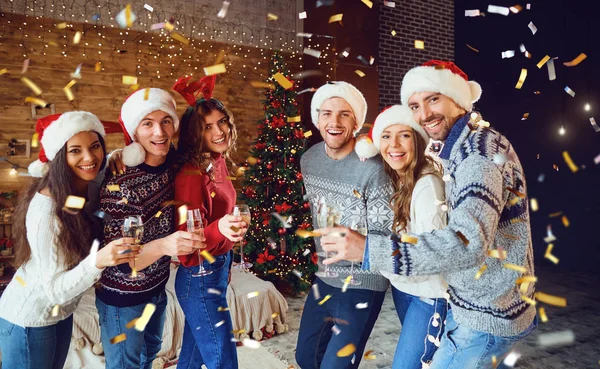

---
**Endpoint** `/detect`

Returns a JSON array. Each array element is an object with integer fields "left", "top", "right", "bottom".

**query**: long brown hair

[
  {"left": 177, "top": 98, "right": 238, "bottom": 179},
  {"left": 383, "top": 130, "right": 441, "bottom": 232},
  {"left": 12, "top": 134, "right": 107, "bottom": 269}
]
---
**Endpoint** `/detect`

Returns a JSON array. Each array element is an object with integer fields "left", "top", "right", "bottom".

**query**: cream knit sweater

[{"left": 0, "top": 193, "right": 103, "bottom": 327}]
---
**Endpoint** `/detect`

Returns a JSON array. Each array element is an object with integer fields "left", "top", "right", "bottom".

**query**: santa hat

[
  {"left": 28, "top": 111, "right": 106, "bottom": 177},
  {"left": 310, "top": 81, "right": 367, "bottom": 133},
  {"left": 400, "top": 60, "right": 482, "bottom": 112},
  {"left": 119, "top": 88, "right": 179, "bottom": 166},
  {"left": 355, "top": 105, "right": 428, "bottom": 160}
]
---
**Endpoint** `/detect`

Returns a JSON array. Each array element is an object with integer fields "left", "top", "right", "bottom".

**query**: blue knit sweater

[{"left": 367, "top": 113, "right": 536, "bottom": 336}]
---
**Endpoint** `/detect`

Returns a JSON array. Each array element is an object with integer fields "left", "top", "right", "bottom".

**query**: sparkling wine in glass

[
  {"left": 122, "top": 215, "right": 145, "bottom": 281},
  {"left": 188, "top": 209, "right": 212, "bottom": 277},
  {"left": 234, "top": 204, "right": 253, "bottom": 271},
  {"left": 342, "top": 217, "right": 367, "bottom": 286},
  {"left": 315, "top": 200, "right": 340, "bottom": 279}
]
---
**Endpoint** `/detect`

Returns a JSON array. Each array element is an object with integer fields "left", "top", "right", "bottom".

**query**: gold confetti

[
  {"left": 504, "top": 263, "right": 527, "bottom": 273},
  {"left": 530, "top": 198, "right": 539, "bottom": 212},
  {"left": 538, "top": 307, "right": 548, "bottom": 323},
  {"left": 134, "top": 303, "right": 156, "bottom": 331},
  {"left": 534, "top": 91, "right": 541, "bottom": 95},
  {"left": 535, "top": 292, "right": 567, "bottom": 307},
  {"left": 21, "top": 77, "right": 42, "bottom": 95},
  {"left": 549, "top": 212, "right": 563, "bottom": 218},
  {"left": 304, "top": 131, "right": 313, "bottom": 138},
  {"left": 73, "top": 31, "right": 82, "bottom": 45},
  {"left": 520, "top": 281, "right": 531, "bottom": 294},
  {"left": 200, "top": 250, "right": 215, "bottom": 263},
  {"left": 361, "top": 0, "right": 373, "bottom": 8},
  {"left": 515, "top": 68, "right": 527, "bottom": 89},
  {"left": 31, "top": 132, "right": 39, "bottom": 148},
  {"left": 267, "top": 13, "right": 279, "bottom": 21},
  {"left": 516, "top": 276, "right": 538, "bottom": 285},
  {"left": 287, "top": 116, "right": 301, "bottom": 123},
  {"left": 352, "top": 189, "right": 362, "bottom": 198},
  {"left": 562, "top": 151, "right": 578, "bottom": 173},
  {"left": 65, "top": 195, "right": 86, "bottom": 210},
  {"left": 341, "top": 275, "right": 352, "bottom": 292},
  {"left": 51, "top": 304, "right": 61, "bottom": 317},
  {"left": 509, "top": 197, "right": 520, "bottom": 206},
  {"left": 563, "top": 53, "right": 587, "bottom": 67},
  {"left": 401, "top": 234, "right": 418, "bottom": 244},
  {"left": 214, "top": 49, "right": 225, "bottom": 64},
  {"left": 290, "top": 149, "right": 297, "bottom": 154},
  {"left": 25, "top": 97, "right": 48, "bottom": 107},
  {"left": 94, "top": 62, "right": 102, "bottom": 72},
  {"left": 318, "top": 294, "right": 331, "bottom": 305},
  {"left": 143, "top": 87, "right": 150, "bottom": 101},
  {"left": 204, "top": 63, "right": 227, "bottom": 76},
  {"left": 218, "top": 307, "right": 230, "bottom": 311},
  {"left": 15, "top": 276, "right": 27, "bottom": 287},
  {"left": 246, "top": 156, "right": 258, "bottom": 165},
  {"left": 456, "top": 231, "right": 469, "bottom": 245},
  {"left": 295, "top": 229, "right": 321, "bottom": 238},
  {"left": 336, "top": 343, "right": 356, "bottom": 357},
  {"left": 171, "top": 32, "right": 189, "bottom": 45},
  {"left": 561, "top": 215, "right": 570, "bottom": 227},
  {"left": 131, "top": 268, "right": 137, "bottom": 278},
  {"left": 391, "top": 30, "right": 397, "bottom": 36},
  {"left": 226, "top": 176, "right": 236, "bottom": 180},
  {"left": 272, "top": 312, "right": 280, "bottom": 319},
  {"left": 210, "top": 191, "right": 216, "bottom": 198},
  {"left": 0, "top": 68, "right": 7, "bottom": 76},
  {"left": 273, "top": 72, "right": 293, "bottom": 89},
  {"left": 364, "top": 350, "right": 376, "bottom": 360},
  {"left": 247, "top": 291, "right": 259, "bottom": 298},
  {"left": 125, "top": 318, "right": 138, "bottom": 329},
  {"left": 414, "top": 40, "right": 425, "bottom": 49},
  {"left": 116, "top": 197, "right": 128, "bottom": 205},
  {"left": 521, "top": 113, "right": 529, "bottom": 120},
  {"left": 536, "top": 55, "right": 550, "bottom": 68},
  {"left": 110, "top": 333, "right": 127, "bottom": 344},
  {"left": 122, "top": 75, "right": 138, "bottom": 85},
  {"left": 466, "top": 43, "right": 479, "bottom": 53},
  {"left": 474, "top": 264, "right": 487, "bottom": 280},
  {"left": 545, "top": 253, "right": 559, "bottom": 264},
  {"left": 154, "top": 210, "right": 162, "bottom": 218},
  {"left": 232, "top": 329, "right": 246, "bottom": 334},
  {"left": 164, "top": 22, "right": 174, "bottom": 31},
  {"left": 56, "top": 22, "right": 68, "bottom": 29},
  {"left": 355, "top": 70, "right": 366, "bottom": 77},
  {"left": 521, "top": 295, "right": 536, "bottom": 306},
  {"left": 250, "top": 81, "right": 275, "bottom": 89},
  {"left": 328, "top": 14, "right": 343, "bottom": 24},
  {"left": 178, "top": 205, "right": 188, "bottom": 226}
]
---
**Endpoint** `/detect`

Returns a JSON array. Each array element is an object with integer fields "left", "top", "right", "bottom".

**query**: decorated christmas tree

[{"left": 238, "top": 52, "right": 318, "bottom": 294}]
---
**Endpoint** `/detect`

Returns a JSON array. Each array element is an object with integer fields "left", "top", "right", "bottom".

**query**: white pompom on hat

[
  {"left": 118, "top": 88, "right": 179, "bottom": 166},
  {"left": 310, "top": 81, "right": 367, "bottom": 133},
  {"left": 400, "top": 60, "right": 482, "bottom": 112},
  {"left": 28, "top": 111, "right": 106, "bottom": 177}
]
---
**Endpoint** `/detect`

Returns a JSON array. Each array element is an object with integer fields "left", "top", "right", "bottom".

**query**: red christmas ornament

[
  {"left": 303, "top": 202, "right": 310, "bottom": 210},
  {"left": 286, "top": 189, "right": 292, "bottom": 195},
  {"left": 277, "top": 135, "right": 283, "bottom": 141},
  {"left": 269, "top": 146, "right": 275, "bottom": 152},
  {"left": 278, "top": 228, "right": 286, "bottom": 235},
  {"left": 296, "top": 172, "right": 303, "bottom": 181},
  {"left": 278, "top": 179, "right": 285, "bottom": 186},
  {"left": 266, "top": 163, "right": 273, "bottom": 170},
  {"left": 289, "top": 157, "right": 295, "bottom": 163},
  {"left": 311, "top": 252, "right": 319, "bottom": 265}
]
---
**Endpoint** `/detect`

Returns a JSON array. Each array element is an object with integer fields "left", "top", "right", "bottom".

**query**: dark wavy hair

[
  {"left": 12, "top": 133, "right": 107, "bottom": 269},
  {"left": 176, "top": 98, "right": 238, "bottom": 179}
]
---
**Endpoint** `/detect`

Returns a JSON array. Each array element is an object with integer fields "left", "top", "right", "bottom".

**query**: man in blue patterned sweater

[{"left": 323, "top": 60, "right": 537, "bottom": 368}]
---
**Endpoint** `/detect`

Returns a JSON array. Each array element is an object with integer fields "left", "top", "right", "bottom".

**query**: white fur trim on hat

[
  {"left": 354, "top": 135, "right": 378, "bottom": 160},
  {"left": 121, "top": 142, "right": 146, "bottom": 167},
  {"left": 28, "top": 159, "right": 48, "bottom": 178},
  {"left": 372, "top": 105, "right": 429, "bottom": 150},
  {"left": 400, "top": 66, "right": 482, "bottom": 112},
  {"left": 310, "top": 81, "right": 367, "bottom": 133},
  {"left": 120, "top": 88, "right": 179, "bottom": 142},
  {"left": 41, "top": 111, "right": 106, "bottom": 161}
]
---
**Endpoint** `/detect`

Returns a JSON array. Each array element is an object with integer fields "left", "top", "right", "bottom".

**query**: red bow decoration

[
  {"left": 172, "top": 75, "right": 217, "bottom": 107},
  {"left": 275, "top": 202, "right": 292, "bottom": 213},
  {"left": 422, "top": 60, "right": 469, "bottom": 81},
  {"left": 257, "top": 248, "right": 276, "bottom": 264}
]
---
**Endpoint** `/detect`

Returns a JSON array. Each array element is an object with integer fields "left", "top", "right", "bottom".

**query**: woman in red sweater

[{"left": 173, "top": 75, "right": 246, "bottom": 369}]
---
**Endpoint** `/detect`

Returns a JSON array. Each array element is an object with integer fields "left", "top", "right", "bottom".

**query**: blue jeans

[
  {"left": 0, "top": 315, "right": 73, "bottom": 369},
  {"left": 429, "top": 310, "right": 537, "bottom": 369},
  {"left": 95, "top": 290, "right": 168, "bottom": 369},
  {"left": 175, "top": 251, "right": 237, "bottom": 369},
  {"left": 391, "top": 287, "right": 448, "bottom": 369},
  {"left": 295, "top": 277, "right": 386, "bottom": 369}
]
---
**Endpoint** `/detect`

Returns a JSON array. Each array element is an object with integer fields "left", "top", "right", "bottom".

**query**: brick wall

[{"left": 378, "top": 0, "right": 455, "bottom": 109}]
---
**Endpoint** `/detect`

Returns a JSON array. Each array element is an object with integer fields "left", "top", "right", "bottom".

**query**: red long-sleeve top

[{"left": 175, "top": 154, "right": 236, "bottom": 267}]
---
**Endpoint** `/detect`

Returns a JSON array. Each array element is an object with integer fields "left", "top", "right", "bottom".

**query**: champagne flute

[
  {"left": 188, "top": 209, "right": 212, "bottom": 277},
  {"left": 234, "top": 204, "right": 253, "bottom": 271},
  {"left": 122, "top": 215, "right": 145, "bottom": 281},
  {"left": 342, "top": 217, "right": 366, "bottom": 286},
  {"left": 315, "top": 200, "right": 340, "bottom": 279}
]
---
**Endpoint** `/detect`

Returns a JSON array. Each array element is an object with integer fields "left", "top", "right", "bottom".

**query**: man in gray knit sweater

[
  {"left": 323, "top": 61, "right": 537, "bottom": 368},
  {"left": 295, "top": 81, "right": 394, "bottom": 369}
]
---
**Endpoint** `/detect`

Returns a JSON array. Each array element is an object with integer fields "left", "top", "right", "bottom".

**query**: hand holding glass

[
  {"left": 122, "top": 215, "right": 144, "bottom": 281},
  {"left": 188, "top": 209, "right": 212, "bottom": 277}
]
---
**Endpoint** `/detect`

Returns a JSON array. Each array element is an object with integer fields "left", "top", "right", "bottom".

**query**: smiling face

[
  {"left": 407, "top": 92, "right": 466, "bottom": 141},
  {"left": 201, "top": 109, "right": 231, "bottom": 154},
  {"left": 379, "top": 124, "right": 416, "bottom": 173},
  {"left": 317, "top": 97, "right": 358, "bottom": 157},
  {"left": 65, "top": 131, "right": 105, "bottom": 182},
  {"left": 134, "top": 110, "right": 175, "bottom": 166}
]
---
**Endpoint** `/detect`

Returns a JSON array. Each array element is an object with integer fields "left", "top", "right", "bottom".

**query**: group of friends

[{"left": 0, "top": 59, "right": 537, "bottom": 369}]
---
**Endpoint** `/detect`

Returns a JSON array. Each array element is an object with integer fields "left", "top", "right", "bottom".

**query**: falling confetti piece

[
  {"left": 328, "top": 14, "right": 343, "bottom": 24},
  {"left": 487, "top": 5, "right": 510, "bottom": 15},
  {"left": 73, "top": 31, "right": 82, "bottom": 44},
  {"left": 546, "top": 59, "right": 556, "bottom": 80},
  {"left": 143, "top": 3, "right": 153, "bottom": 12},
  {"left": 242, "top": 338, "right": 261, "bottom": 349},
  {"left": 304, "top": 131, "right": 313, "bottom": 138},
  {"left": 364, "top": 350, "right": 376, "bottom": 360},
  {"left": 217, "top": 1, "right": 230, "bottom": 18},
  {"left": 414, "top": 40, "right": 425, "bottom": 49},
  {"left": 56, "top": 22, "right": 68, "bottom": 29},
  {"left": 311, "top": 283, "right": 321, "bottom": 300},
  {"left": 369, "top": 56, "right": 375, "bottom": 65},
  {"left": 589, "top": 118, "right": 600, "bottom": 132},
  {"left": 401, "top": 234, "right": 418, "bottom": 244},
  {"left": 492, "top": 356, "right": 498, "bottom": 367},
  {"left": 247, "top": 291, "right": 259, "bottom": 299},
  {"left": 273, "top": 72, "right": 293, "bottom": 89},
  {"left": 465, "top": 9, "right": 482, "bottom": 16},
  {"left": 510, "top": 4, "right": 523, "bottom": 13},
  {"left": 466, "top": 44, "right": 479, "bottom": 53},
  {"left": 64, "top": 195, "right": 86, "bottom": 210},
  {"left": 503, "top": 351, "right": 521, "bottom": 366},
  {"left": 296, "top": 32, "right": 313, "bottom": 38},
  {"left": 115, "top": 4, "right": 137, "bottom": 28},
  {"left": 456, "top": 231, "right": 469, "bottom": 245},
  {"left": 474, "top": 264, "right": 487, "bottom": 279},
  {"left": 95, "top": 62, "right": 102, "bottom": 72},
  {"left": 383, "top": 0, "right": 396, "bottom": 7},
  {"left": 535, "top": 292, "right": 567, "bottom": 307},
  {"left": 218, "top": 307, "right": 230, "bottom": 311},
  {"left": 208, "top": 288, "right": 222, "bottom": 295},
  {"left": 318, "top": 294, "right": 332, "bottom": 305},
  {"left": 521, "top": 295, "right": 536, "bottom": 306},
  {"left": 521, "top": 113, "right": 529, "bottom": 120},
  {"left": 538, "top": 307, "right": 548, "bottom": 323},
  {"left": 536, "top": 55, "right": 550, "bottom": 68},
  {"left": 544, "top": 244, "right": 559, "bottom": 264},
  {"left": 122, "top": 75, "right": 138, "bottom": 85},
  {"left": 21, "top": 77, "right": 42, "bottom": 96},
  {"left": 354, "top": 70, "right": 366, "bottom": 77},
  {"left": 15, "top": 276, "right": 27, "bottom": 287},
  {"left": 337, "top": 343, "right": 356, "bottom": 357},
  {"left": 124, "top": 318, "right": 138, "bottom": 329},
  {"left": 287, "top": 116, "right": 301, "bottom": 123},
  {"left": 267, "top": 13, "right": 279, "bottom": 21},
  {"left": 21, "top": 59, "right": 29, "bottom": 74},
  {"left": 561, "top": 215, "right": 570, "bottom": 227},
  {"left": 110, "top": 333, "right": 127, "bottom": 344},
  {"left": 332, "top": 325, "right": 341, "bottom": 335},
  {"left": 564, "top": 86, "right": 575, "bottom": 97},
  {"left": 562, "top": 151, "right": 578, "bottom": 172},
  {"left": 504, "top": 263, "right": 527, "bottom": 273},
  {"left": 171, "top": 32, "right": 189, "bottom": 45},
  {"left": 391, "top": 30, "right": 397, "bottom": 36},
  {"left": 515, "top": 69, "right": 527, "bottom": 89},
  {"left": 107, "top": 184, "right": 121, "bottom": 192},
  {"left": 299, "top": 11, "right": 307, "bottom": 19},
  {"left": 295, "top": 229, "right": 320, "bottom": 238},
  {"left": 154, "top": 210, "right": 162, "bottom": 218},
  {"left": 361, "top": 0, "right": 373, "bottom": 8},
  {"left": 516, "top": 276, "right": 537, "bottom": 285},
  {"left": 528, "top": 21, "right": 537, "bottom": 34},
  {"left": 530, "top": 198, "right": 538, "bottom": 212},
  {"left": 250, "top": 81, "right": 275, "bottom": 89},
  {"left": 215, "top": 320, "right": 225, "bottom": 327},
  {"left": 25, "top": 97, "right": 48, "bottom": 107},
  {"left": 134, "top": 303, "right": 156, "bottom": 331},
  {"left": 356, "top": 302, "right": 368, "bottom": 309},
  {"left": 501, "top": 50, "right": 515, "bottom": 59},
  {"left": 201, "top": 250, "right": 216, "bottom": 263},
  {"left": 303, "top": 48, "right": 322, "bottom": 58},
  {"left": 0, "top": 68, "right": 7, "bottom": 76},
  {"left": 352, "top": 189, "right": 362, "bottom": 199},
  {"left": 341, "top": 275, "right": 352, "bottom": 292},
  {"left": 544, "top": 225, "right": 556, "bottom": 243},
  {"left": 537, "top": 330, "right": 575, "bottom": 347},
  {"left": 563, "top": 53, "right": 587, "bottom": 67},
  {"left": 204, "top": 63, "right": 227, "bottom": 76}
]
